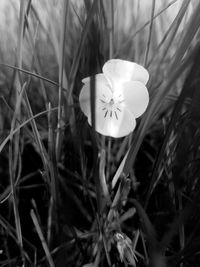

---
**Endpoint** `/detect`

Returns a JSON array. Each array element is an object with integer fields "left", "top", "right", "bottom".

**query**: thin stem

[
  {"left": 56, "top": 0, "right": 69, "bottom": 161},
  {"left": 143, "top": 0, "right": 156, "bottom": 67},
  {"left": 108, "top": 0, "right": 114, "bottom": 59},
  {"left": 30, "top": 210, "right": 55, "bottom": 267}
]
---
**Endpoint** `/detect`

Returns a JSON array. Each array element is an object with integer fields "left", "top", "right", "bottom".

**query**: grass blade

[
  {"left": 143, "top": 0, "right": 156, "bottom": 67},
  {"left": 56, "top": 0, "right": 69, "bottom": 160},
  {"left": 30, "top": 209, "right": 55, "bottom": 267}
]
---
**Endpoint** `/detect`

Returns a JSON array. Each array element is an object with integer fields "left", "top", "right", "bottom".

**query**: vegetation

[{"left": 0, "top": 0, "right": 200, "bottom": 266}]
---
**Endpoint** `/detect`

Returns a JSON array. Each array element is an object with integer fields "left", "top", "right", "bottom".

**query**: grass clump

[{"left": 0, "top": 0, "right": 200, "bottom": 266}]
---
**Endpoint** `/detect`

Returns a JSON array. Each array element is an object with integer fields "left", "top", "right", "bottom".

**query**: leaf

[{"left": 130, "top": 199, "right": 157, "bottom": 247}]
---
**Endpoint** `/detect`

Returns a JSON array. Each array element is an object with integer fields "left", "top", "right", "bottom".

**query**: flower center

[
  {"left": 109, "top": 98, "right": 114, "bottom": 106},
  {"left": 100, "top": 94, "right": 124, "bottom": 120}
]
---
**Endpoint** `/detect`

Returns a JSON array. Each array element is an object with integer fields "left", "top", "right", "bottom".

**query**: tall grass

[{"left": 0, "top": 0, "right": 200, "bottom": 266}]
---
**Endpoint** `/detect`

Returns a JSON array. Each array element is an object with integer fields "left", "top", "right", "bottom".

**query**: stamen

[
  {"left": 100, "top": 99, "right": 106, "bottom": 103},
  {"left": 110, "top": 111, "right": 112, "bottom": 117},
  {"left": 115, "top": 111, "right": 118, "bottom": 120},
  {"left": 117, "top": 107, "right": 122, "bottom": 112},
  {"left": 104, "top": 110, "right": 108, "bottom": 118}
]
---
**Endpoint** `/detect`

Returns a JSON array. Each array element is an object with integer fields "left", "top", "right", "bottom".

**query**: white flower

[{"left": 79, "top": 59, "right": 149, "bottom": 138}]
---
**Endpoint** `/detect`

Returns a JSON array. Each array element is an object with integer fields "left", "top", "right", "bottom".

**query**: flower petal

[
  {"left": 103, "top": 59, "right": 149, "bottom": 86},
  {"left": 88, "top": 104, "right": 136, "bottom": 138},
  {"left": 82, "top": 77, "right": 90, "bottom": 84},
  {"left": 79, "top": 74, "right": 112, "bottom": 118},
  {"left": 122, "top": 81, "right": 149, "bottom": 118}
]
